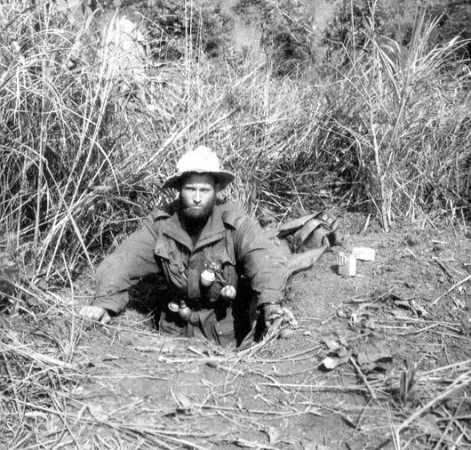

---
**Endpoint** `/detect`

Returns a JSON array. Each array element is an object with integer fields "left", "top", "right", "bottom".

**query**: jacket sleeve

[
  {"left": 92, "top": 215, "right": 160, "bottom": 314},
  {"left": 233, "top": 216, "right": 288, "bottom": 308}
]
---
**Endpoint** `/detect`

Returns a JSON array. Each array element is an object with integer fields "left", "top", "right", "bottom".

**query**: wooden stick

[
  {"left": 431, "top": 273, "right": 471, "bottom": 305},
  {"left": 350, "top": 356, "right": 378, "bottom": 402}
]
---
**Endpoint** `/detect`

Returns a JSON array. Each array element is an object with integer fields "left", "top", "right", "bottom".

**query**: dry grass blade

[{"left": 431, "top": 273, "right": 471, "bottom": 306}]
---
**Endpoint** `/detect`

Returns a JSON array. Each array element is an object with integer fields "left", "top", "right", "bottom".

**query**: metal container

[{"left": 338, "top": 252, "right": 357, "bottom": 277}]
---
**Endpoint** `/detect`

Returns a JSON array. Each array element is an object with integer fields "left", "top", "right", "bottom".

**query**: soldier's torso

[{"left": 151, "top": 201, "right": 242, "bottom": 305}]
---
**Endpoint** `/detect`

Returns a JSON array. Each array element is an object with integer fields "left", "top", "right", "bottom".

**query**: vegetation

[
  {"left": 1, "top": 0, "right": 468, "bottom": 274},
  {"left": 234, "top": 0, "right": 318, "bottom": 74},
  {"left": 314, "top": 15, "right": 471, "bottom": 231},
  {"left": 117, "top": 0, "right": 233, "bottom": 59},
  {"left": 0, "top": 0, "right": 470, "bottom": 447},
  {"left": 324, "top": 0, "right": 471, "bottom": 57}
]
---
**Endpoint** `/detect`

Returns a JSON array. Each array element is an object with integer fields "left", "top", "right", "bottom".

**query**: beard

[{"left": 179, "top": 199, "right": 215, "bottom": 225}]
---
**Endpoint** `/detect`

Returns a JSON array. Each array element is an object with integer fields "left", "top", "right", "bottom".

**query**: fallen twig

[
  {"left": 206, "top": 361, "right": 244, "bottom": 376},
  {"left": 432, "top": 257, "right": 455, "bottom": 282},
  {"left": 350, "top": 356, "right": 378, "bottom": 401},
  {"left": 431, "top": 273, "right": 471, "bottom": 305},
  {"left": 259, "top": 382, "right": 368, "bottom": 394}
]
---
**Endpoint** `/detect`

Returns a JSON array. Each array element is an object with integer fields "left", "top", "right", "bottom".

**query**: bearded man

[{"left": 80, "top": 146, "right": 287, "bottom": 347}]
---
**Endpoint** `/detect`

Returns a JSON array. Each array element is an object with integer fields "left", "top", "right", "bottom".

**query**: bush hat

[{"left": 163, "top": 146, "right": 235, "bottom": 190}]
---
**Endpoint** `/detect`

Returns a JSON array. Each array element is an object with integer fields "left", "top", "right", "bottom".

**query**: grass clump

[
  {"left": 261, "top": 10, "right": 471, "bottom": 231},
  {"left": 0, "top": 2, "right": 174, "bottom": 281},
  {"left": 314, "top": 14, "right": 471, "bottom": 230}
]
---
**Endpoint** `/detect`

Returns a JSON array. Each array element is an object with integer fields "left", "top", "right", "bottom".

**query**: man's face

[{"left": 179, "top": 174, "right": 218, "bottom": 222}]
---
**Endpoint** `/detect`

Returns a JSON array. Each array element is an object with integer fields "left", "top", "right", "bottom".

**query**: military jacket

[{"left": 93, "top": 201, "right": 288, "bottom": 313}]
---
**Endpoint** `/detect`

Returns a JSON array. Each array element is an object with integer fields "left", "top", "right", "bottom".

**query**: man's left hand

[{"left": 263, "top": 303, "right": 283, "bottom": 329}]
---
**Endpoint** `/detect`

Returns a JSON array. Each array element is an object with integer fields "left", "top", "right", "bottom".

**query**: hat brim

[{"left": 162, "top": 170, "right": 235, "bottom": 190}]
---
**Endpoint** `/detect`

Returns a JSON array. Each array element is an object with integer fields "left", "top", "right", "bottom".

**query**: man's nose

[{"left": 194, "top": 191, "right": 202, "bottom": 203}]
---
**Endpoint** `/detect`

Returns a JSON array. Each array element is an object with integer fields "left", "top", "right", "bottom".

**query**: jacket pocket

[
  {"left": 203, "top": 247, "right": 238, "bottom": 302},
  {"left": 154, "top": 241, "right": 187, "bottom": 289}
]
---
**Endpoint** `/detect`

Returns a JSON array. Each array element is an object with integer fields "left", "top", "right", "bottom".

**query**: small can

[{"left": 338, "top": 252, "right": 357, "bottom": 277}]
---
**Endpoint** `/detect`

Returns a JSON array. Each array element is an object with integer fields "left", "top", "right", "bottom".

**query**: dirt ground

[{"left": 65, "top": 213, "right": 471, "bottom": 449}]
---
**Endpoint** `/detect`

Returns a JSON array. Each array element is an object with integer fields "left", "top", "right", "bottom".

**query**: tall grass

[
  {"left": 311, "top": 10, "right": 471, "bottom": 230},
  {"left": 0, "top": 2, "right": 171, "bottom": 281},
  {"left": 0, "top": 2, "right": 469, "bottom": 282},
  {"left": 0, "top": 2, "right": 319, "bottom": 281}
]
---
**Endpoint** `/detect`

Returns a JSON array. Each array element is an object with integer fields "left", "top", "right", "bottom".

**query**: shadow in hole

[
  {"left": 329, "top": 264, "right": 340, "bottom": 274},
  {"left": 126, "top": 275, "right": 264, "bottom": 346},
  {"left": 127, "top": 274, "right": 168, "bottom": 328}
]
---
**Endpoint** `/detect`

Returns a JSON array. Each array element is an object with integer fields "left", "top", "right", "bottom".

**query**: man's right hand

[
  {"left": 80, "top": 305, "right": 112, "bottom": 324},
  {"left": 263, "top": 303, "right": 283, "bottom": 330}
]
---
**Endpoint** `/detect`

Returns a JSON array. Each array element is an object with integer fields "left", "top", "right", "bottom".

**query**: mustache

[{"left": 179, "top": 202, "right": 213, "bottom": 222}]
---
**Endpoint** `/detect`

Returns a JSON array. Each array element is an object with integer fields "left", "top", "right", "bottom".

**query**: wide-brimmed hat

[{"left": 163, "top": 146, "right": 235, "bottom": 190}]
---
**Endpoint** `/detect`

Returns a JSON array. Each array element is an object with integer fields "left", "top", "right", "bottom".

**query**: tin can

[{"left": 338, "top": 252, "right": 357, "bottom": 277}]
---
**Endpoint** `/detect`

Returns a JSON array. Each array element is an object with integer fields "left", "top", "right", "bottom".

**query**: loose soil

[
  {"left": 69, "top": 213, "right": 471, "bottom": 449},
  {"left": 3, "top": 213, "right": 471, "bottom": 449}
]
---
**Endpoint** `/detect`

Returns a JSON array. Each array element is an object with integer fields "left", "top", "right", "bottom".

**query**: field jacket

[{"left": 93, "top": 201, "right": 288, "bottom": 314}]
